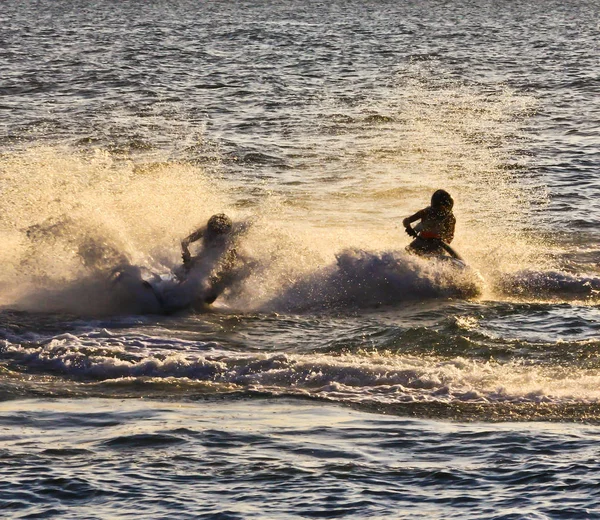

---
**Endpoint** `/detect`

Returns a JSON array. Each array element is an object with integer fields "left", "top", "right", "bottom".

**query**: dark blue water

[
  {"left": 1, "top": 0, "right": 600, "bottom": 517},
  {"left": 3, "top": 399, "right": 600, "bottom": 519}
]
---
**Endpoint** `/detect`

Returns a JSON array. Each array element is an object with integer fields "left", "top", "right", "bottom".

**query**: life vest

[
  {"left": 419, "top": 230, "right": 442, "bottom": 240},
  {"left": 418, "top": 207, "right": 454, "bottom": 242}
]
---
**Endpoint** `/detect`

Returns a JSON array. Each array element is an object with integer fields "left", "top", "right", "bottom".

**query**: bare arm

[
  {"left": 181, "top": 227, "right": 204, "bottom": 264},
  {"left": 403, "top": 209, "right": 426, "bottom": 237}
]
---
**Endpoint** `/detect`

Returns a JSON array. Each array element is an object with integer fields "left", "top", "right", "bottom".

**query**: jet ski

[
  {"left": 109, "top": 242, "right": 256, "bottom": 314},
  {"left": 108, "top": 263, "right": 218, "bottom": 315},
  {"left": 404, "top": 231, "right": 485, "bottom": 289}
]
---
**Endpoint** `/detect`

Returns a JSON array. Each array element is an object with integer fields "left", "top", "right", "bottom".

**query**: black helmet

[
  {"left": 431, "top": 189, "right": 453, "bottom": 211},
  {"left": 207, "top": 213, "right": 232, "bottom": 235}
]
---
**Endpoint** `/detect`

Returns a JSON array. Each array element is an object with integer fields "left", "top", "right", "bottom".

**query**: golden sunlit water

[{"left": 1, "top": 0, "right": 599, "bottom": 518}]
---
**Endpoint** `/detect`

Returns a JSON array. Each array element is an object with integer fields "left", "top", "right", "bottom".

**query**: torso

[{"left": 418, "top": 207, "right": 455, "bottom": 242}]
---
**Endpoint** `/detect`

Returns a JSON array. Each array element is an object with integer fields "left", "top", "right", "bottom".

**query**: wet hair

[
  {"left": 431, "top": 189, "right": 454, "bottom": 211},
  {"left": 207, "top": 213, "right": 233, "bottom": 235}
]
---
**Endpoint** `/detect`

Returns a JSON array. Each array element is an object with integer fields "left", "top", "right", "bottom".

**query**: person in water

[
  {"left": 179, "top": 213, "right": 241, "bottom": 304},
  {"left": 403, "top": 189, "right": 459, "bottom": 258}
]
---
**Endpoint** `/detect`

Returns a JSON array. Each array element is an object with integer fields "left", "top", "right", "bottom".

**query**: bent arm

[
  {"left": 403, "top": 209, "right": 425, "bottom": 227},
  {"left": 181, "top": 227, "right": 204, "bottom": 263},
  {"left": 182, "top": 228, "right": 204, "bottom": 247},
  {"left": 403, "top": 209, "right": 425, "bottom": 236}
]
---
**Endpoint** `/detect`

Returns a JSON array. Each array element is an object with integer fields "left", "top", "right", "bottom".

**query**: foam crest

[
  {"left": 3, "top": 335, "right": 600, "bottom": 405},
  {"left": 262, "top": 249, "right": 484, "bottom": 312},
  {"left": 497, "top": 269, "right": 600, "bottom": 301}
]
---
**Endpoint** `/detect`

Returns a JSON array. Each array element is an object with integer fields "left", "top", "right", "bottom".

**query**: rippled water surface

[
  {"left": 1, "top": 0, "right": 600, "bottom": 517},
  {"left": 3, "top": 399, "right": 600, "bottom": 519}
]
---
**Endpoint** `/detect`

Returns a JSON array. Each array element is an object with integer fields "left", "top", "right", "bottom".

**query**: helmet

[
  {"left": 207, "top": 213, "right": 232, "bottom": 235},
  {"left": 431, "top": 189, "right": 454, "bottom": 211}
]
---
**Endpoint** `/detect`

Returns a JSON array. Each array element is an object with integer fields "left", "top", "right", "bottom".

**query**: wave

[
  {"left": 3, "top": 245, "right": 485, "bottom": 316},
  {"left": 496, "top": 269, "right": 600, "bottom": 300},
  {"left": 8, "top": 245, "right": 600, "bottom": 317},
  {"left": 264, "top": 249, "right": 484, "bottom": 312},
  {"left": 2, "top": 332, "right": 600, "bottom": 407}
]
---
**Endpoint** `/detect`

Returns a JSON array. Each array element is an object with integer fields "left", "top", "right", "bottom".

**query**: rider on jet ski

[
  {"left": 179, "top": 213, "right": 240, "bottom": 303},
  {"left": 403, "top": 189, "right": 458, "bottom": 258}
]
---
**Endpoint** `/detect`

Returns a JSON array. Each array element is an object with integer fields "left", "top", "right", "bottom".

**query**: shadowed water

[{"left": 2, "top": 399, "right": 600, "bottom": 519}]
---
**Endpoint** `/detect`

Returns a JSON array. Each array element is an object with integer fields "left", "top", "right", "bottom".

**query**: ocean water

[{"left": 1, "top": 0, "right": 600, "bottom": 518}]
